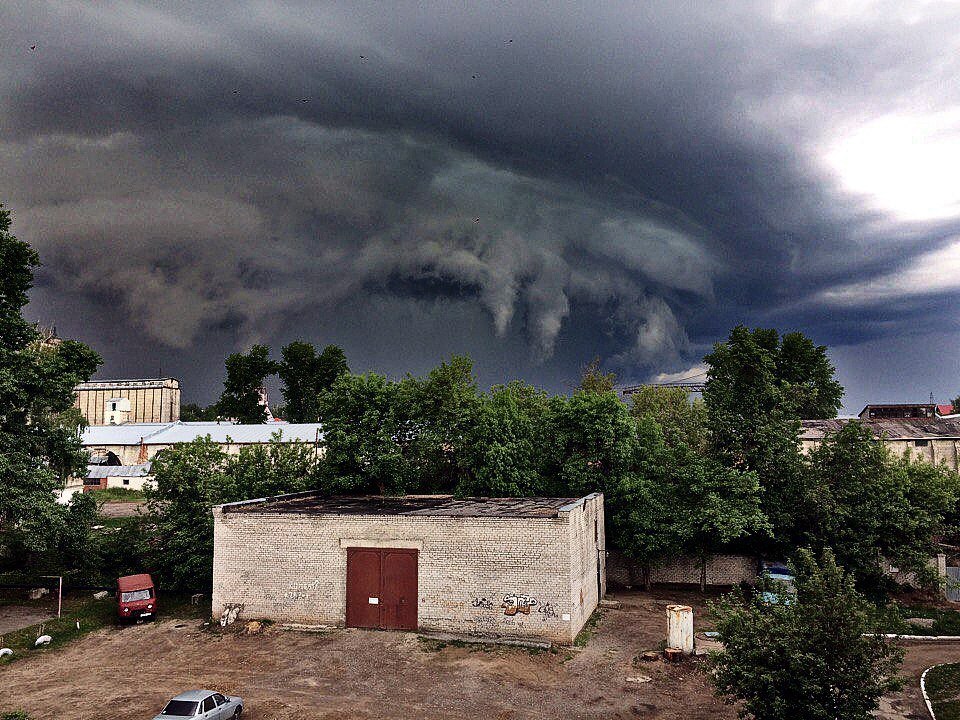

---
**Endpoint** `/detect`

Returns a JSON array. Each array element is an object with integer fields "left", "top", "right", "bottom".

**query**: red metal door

[
  {"left": 345, "top": 547, "right": 418, "bottom": 630},
  {"left": 381, "top": 549, "right": 418, "bottom": 631},
  {"left": 345, "top": 548, "right": 382, "bottom": 629}
]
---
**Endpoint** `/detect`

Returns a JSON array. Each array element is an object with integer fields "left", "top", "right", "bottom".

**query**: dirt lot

[
  {"left": 0, "top": 603, "right": 54, "bottom": 636},
  {"left": 0, "top": 590, "right": 955, "bottom": 719}
]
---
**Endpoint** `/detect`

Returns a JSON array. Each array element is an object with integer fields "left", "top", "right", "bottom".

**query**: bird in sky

[{"left": 29, "top": 44, "right": 36, "bottom": 51}]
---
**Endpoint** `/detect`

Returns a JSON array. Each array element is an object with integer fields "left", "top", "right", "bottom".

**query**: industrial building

[
  {"left": 212, "top": 492, "right": 605, "bottom": 645},
  {"left": 74, "top": 378, "right": 181, "bottom": 425},
  {"left": 800, "top": 417, "right": 960, "bottom": 472},
  {"left": 82, "top": 421, "right": 323, "bottom": 465}
]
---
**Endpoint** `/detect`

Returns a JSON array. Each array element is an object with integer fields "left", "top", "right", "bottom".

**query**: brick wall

[
  {"left": 606, "top": 551, "right": 756, "bottom": 589},
  {"left": 212, "top": 495, "right": 604, "bottom": 644}
]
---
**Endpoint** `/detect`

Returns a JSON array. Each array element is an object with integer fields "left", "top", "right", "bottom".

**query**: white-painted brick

[{"left": 212, "top": 494, "right": 604, "bottom": 644}]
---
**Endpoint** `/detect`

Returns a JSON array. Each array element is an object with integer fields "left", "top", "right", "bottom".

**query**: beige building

[
  {"left": 82, "top": 421, "right": 323, "bottom": 465},
  {"left": 75, "top": 378, "right": 181, "bottom": 425},
  {"left": 800, "top": 418, "right": 960, "bottom": 472},
  {"left": 212, "top": 493, "right": 605, "bottom": 645}
]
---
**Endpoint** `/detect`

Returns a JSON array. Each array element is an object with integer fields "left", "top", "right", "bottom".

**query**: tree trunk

[{"left": 699, "top": 555, "right": 707, "bottom": 594}]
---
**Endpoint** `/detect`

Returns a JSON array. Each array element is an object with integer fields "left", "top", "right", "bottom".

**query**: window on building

[
  {"left": 123, "top": 478, "right": 130, "bottom": 485},
  {"left": 915, "top": 439, "right": 929, "bottom": 447}
]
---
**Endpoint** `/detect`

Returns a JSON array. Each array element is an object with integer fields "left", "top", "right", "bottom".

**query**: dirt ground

[
  {"left": 0, "top": 590, "right": 956, "bottom": 719},
  {"left": 0, "top": 603, "right": 54, "bottom": 636},
  {"left": 99, "top": 500, "right": 145, "bottom": 518}
]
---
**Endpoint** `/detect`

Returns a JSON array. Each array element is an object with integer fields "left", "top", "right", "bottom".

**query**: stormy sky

[{"left": 3, "top": 1, "right": 959, "bottom": 412}]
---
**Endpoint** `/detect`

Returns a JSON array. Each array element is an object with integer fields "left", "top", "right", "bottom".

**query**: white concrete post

[{"left": 667, "top": 604, "right": 694, "bottom": 655}]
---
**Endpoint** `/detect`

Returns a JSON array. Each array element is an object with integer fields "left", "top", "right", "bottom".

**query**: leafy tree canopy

[
  {"left": 277, "top": 341, "right": 349, "bottom": 423},
  {"left": 577, "top": 356, "right": 617, "bottom": 394},
  {"left": 711, "top": 549, "right": 903, "bottom": 720},
  {"left": 630, "top": 385, "right": 708, "bottom": 450},
  {"left": 805, "top": 422, "right": 960, "bottom": 590},
  {"left": 0, "top": 205, "right": 101, "bottom": 562},
  {"left": 216, "top": 344, "right": 276, "bottom": 423}
]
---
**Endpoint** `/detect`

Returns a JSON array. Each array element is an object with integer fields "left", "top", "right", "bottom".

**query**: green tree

[
  {"left": 216, "top": 345, "right": 276, "bottom": 423},
  {"left": 317, "top": 372, "right": 415, "bottom": 494},
  {"left": 277, "top": 341, "right": 349, "bottom": 422},
  {"left": 711, "top": 549, "right": 903, "bottom": 720},
  {"left": 180, "top": 402, "right": 218, "bottom": 421},
  {"left": 457, "top": 381, "right": 553, "bottom": 497},
  {"left": 668, "top": 444, "right": 768, "bottom": 591},
  {"left": 399, "top": 356, "right": 478, "bottom": 493},
  {"left": 777, "top": 332, "right": 844, "bottom": 419},
  {"left": 227, "top": 433, "right": 321, "bottom": 498},
  {"left": 144, "top": 438, "right": 232, "bottom": 591},
  {"left": 578, "top": 355, "right": 617, "bottom": 394},
  {"left": 805, "top": 422, "right": 960, "bottom": 590},
  {"left": 630, "top": 385, "right": 708, "bottom": 450},
  {"left": 0, "top": 205, "right": 101, "bottom": 563},
  {"left": 703, "top": 326, "right": 829, "bottom": 550}
]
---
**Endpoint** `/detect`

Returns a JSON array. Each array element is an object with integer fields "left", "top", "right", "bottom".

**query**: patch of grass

[
  {"left": 926, "top": 663, "right": 960, "bottom": 720},
  {"left": 89, "top": 488, "right": 145, "bottom": 502},
  {"left": 2, "top": 711, "right": 32, "bottom": 720},
  {"left": 0, "top": 597, "right": 115, "bottom": 662},
  {"left": 573, "top": 608, "right": 603, "bottom": 648},
  {"left": 0, "top": 593, "right": 208, "bottom": 664},
  {"left": 871, "top": 604, "right": 960, "bottom": 636}
]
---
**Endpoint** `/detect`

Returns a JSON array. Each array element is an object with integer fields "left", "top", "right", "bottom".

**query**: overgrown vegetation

[{"left": 710, "top": 550, "right": 904, "bottom": 720}]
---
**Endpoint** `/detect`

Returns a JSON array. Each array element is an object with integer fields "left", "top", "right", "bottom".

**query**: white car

[{"left": 153, "top": 690, "right": 243, "bottom": 719}]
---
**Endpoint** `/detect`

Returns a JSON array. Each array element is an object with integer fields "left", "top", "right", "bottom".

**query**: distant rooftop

[
  {"left": 85, "top": 463, "right": 151, "bottom": 478},
  {"left": 801, "top": 417, "right": 960, "bottom": 441},
  {"left": 82, "top": 421, "right": 323, "bottom": 446},
  {"left": 220, "top": 492, "right": 595, "bottom": 518},
  {"left": 76, "top": 378, "right": 180, "bottom": 390}
]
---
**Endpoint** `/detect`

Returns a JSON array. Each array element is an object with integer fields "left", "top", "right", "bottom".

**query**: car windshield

[
  {"left": 160, "top": 700, "right": 198, "bottom": 716},
  {"left": 121, "top": 588, "right": 151, "bottom": 602}
]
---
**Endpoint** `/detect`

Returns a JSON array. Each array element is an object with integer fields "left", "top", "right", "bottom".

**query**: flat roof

[
  {"left": 220, "top": 492, "right": 595, "bottom": 518},
  {"left": 82, "top": 421, "right": 323, "bottom": 446}
]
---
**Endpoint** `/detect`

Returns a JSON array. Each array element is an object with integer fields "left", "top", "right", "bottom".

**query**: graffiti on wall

[
  {"left": 471, "top": 596, "right": 495, "bottom": 609},
  {"left": 501, "top": 593, "right": 537, "bottom": 616},
  {"left": 537, "top": 602, "right": 558, "bottom": 620}
]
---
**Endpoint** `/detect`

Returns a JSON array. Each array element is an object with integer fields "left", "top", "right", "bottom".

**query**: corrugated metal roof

[
  {"left": 85, "top": 463, "right": 152, "bottom": 478},
  {"left": 82, "top": 421, "right": 323, "bottom": 446},
  {"left": 800, "top": 418, "right": 960, "bottom": 441},
  {"left": 221, "top": 492, "right": 587, "bottom": 518}
]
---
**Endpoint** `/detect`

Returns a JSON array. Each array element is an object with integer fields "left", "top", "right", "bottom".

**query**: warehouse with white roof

[{"left": 82, "top": 421, "right": 323, "bottom": 465}]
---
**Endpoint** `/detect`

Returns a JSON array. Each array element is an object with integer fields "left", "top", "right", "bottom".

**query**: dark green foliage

[
  {"left": 225, "top": 435, "right": 320, "bottom": 498},
  {"left": 629, "top": 385, "right": 708, "bottom": 450},
  {"left": 0, "top": 204, "right": 101, "bottom": 566},
  {"left": 711, "top": 549, "right": 903, "bottom": 720},
  {"left": 216, "top": 344, "right": 276, "bottom": 423},
  {"left": 277, "top": 341, "right": 349, "bottom": 422},
  {"left": 399, "top": 356, "right": 478, "bottom": 493},
  {"left": 805, "top": 422, "right": 960, "bottom": 590},
  {"left": 144, "top": 438, "right": 232, "bottom": 592},
  {"left": 317, "top": 372, "right": 414, "bottom": 494},
  {"left": 144, "top": 434, "right": 323, "bottom": 591},
  {"left": 703, "top": 326, "right": 836, "bottom": 551},
  {"left": 457, "top": 381, "right": 552, "bottom": 497},
  {"left": 180, "top": 402, "right": 219, "bottom": 421}
]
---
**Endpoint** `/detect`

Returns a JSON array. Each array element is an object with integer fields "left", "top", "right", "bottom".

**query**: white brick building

[{"left": 212, "top": 492, "right": 605, "bottom": 645}]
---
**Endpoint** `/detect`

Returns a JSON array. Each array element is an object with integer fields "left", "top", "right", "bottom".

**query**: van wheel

[{"left": 233, "top": 708, "right": 242, "bottom": 717}]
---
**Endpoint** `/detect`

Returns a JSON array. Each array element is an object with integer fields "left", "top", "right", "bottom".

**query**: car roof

[{"left": 170, "top": 690, "right": 216, "bottom": 701}]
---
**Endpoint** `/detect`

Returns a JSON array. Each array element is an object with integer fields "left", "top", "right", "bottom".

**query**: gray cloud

[{"left": 3, "top": 1, "right": 960, "bottom": 406}]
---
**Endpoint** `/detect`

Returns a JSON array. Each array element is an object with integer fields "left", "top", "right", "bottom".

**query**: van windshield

[{"left": 121, "top": 588, "right": 151, "bottom": 602}]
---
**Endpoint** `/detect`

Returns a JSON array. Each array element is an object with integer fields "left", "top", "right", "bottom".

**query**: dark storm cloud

[{"left": 3, "top": 1, "right": 960, "bottom": 403}]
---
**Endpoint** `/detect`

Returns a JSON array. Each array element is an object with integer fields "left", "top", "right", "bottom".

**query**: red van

[{"left": 116, "top": 573, "right": 157, "bottom": 621}]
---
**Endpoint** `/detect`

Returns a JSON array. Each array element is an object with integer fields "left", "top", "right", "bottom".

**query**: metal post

[{"left": 57, "top": 576, "right": 62, "bottom": 618}]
